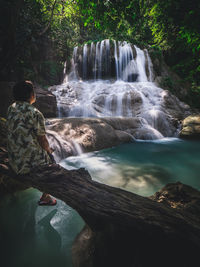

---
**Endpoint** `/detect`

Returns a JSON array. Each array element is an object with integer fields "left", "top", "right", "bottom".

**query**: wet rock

[
  {"left": 46, "top": 118, "right": 135, "bottom": 159},
  {"left": 179, "top": 115, "right": 200, "bottom": 139},
  {"left": 161, "top": 90, "right": 191, "bottom": 120},
  {"left": 45, "top": 117, "right": 172, "bottom": 162}
]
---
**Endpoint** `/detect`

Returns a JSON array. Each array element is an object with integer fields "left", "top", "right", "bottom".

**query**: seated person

[{"left": 7, "top": 80, "right": 57, "bottom": 205}]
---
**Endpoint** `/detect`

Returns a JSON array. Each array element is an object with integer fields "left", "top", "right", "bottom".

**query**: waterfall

[
  {"left": 90, "top": 42, "right": 95, "bottom": 78},
  {"left": 70, "top": 40, "right": 153, "bottom": 82},
  {"left": 71, "top": 140, "right": 83, "bottom": 155},
  {"left": 145, "top": 49, "right": 154, "bottom": 82},
  {"left": 69, "top": 46, "right": 78, "bottom": 81},
  {"left": 105, "top": 39, "right": 110, "bottom": 78},
  {"left": 114, "top": 40, "right": 119, "bottom": 80},
  {"left": 83, "top": 44, "right": 88, "bottom": 79},
  {"left": 98, "top": 40, "right": 105, "bottom": 79},
  {"left": 49, "top": 39, "right": 187, "bottom": 140},
  {"left": 95, "top": 41, "right": 100, "bottom": 80},
  {"left": 118, "top": 41, "right": 135, "bottom": 81},
  {"left": 134, "top": 45, "right": 148, "bottom": 82}
]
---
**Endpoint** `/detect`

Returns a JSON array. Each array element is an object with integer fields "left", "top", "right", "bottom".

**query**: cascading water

[{"left": 49, "top": 39, "right": 189, "bottom": 139}]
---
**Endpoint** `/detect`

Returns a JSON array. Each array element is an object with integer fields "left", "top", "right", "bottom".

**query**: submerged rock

[{"left": 179, "top": 115, "right": 200, "bottom": 139}]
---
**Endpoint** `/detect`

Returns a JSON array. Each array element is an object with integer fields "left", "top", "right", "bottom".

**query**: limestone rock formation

[
  {"left": 46, "top": 117, "right": 167, "bottom": 162},
  {"left": 179, "top": 115, "right": 200, "bottom": 139}
]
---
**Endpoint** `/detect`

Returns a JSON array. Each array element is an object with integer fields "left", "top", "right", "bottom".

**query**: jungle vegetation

[{"left": 0, "top": 0, "right": 199, "bottom": 106}]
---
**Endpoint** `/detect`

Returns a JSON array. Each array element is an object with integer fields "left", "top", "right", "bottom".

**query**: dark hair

[{"left": 13, "top": 81, "right": 35, "bottom": 101}]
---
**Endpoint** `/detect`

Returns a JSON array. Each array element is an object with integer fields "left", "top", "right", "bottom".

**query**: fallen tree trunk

[{"left": 1, "top": 146, "right": 200, "bottom": 267}]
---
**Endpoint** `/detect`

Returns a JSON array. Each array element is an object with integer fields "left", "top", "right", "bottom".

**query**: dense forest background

[{"left": 0, "top": 0, "right": 200, "bottom": 107}]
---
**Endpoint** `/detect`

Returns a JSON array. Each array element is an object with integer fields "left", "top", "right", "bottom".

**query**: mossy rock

[{"left": 179, "top": 115, "right": 200, "bottom": 139}]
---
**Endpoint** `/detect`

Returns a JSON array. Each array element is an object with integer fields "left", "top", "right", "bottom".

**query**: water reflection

[
  {"left": 1, "top": 138, "right": 200, "bottom": 267},
  {"left": 0, "top": 189, "right": 84, "bottom": 267},
  {"left": 61, "top": 138, "right": 200, "bottom": 196}
]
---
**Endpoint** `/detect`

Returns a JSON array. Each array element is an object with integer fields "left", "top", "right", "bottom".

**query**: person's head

[{"left": 13, "top": 81, "right": 36, "bottom": 104}]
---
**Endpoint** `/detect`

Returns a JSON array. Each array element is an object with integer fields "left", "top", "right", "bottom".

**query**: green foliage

[
  {"left": 189, "top": 84, "right": 200, "bottom": 109},
  {"left": 0, "top": 0, "right": 80, "bottom": 84},
  {"left": 160, "top": 76, "right": 175, "bottom": 92},
  {"left": 149, "top": 46, "right": 162, "bottom": 62},
  {"left": 40, "top": 60, "right": 64, "bottom": 85},
  {"left": 143, "top": 0, "right": 200, "bottom": 86},
  {"left": 74, "top": 0, "right": 152, "bottom": 45},
  {"left": 1, "top": 0, "right": 200, "bottom": 107}
]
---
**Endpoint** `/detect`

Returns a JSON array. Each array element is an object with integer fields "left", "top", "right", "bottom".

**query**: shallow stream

[{"left": 1, "top": 138, "right": 200, "bottom": 267}]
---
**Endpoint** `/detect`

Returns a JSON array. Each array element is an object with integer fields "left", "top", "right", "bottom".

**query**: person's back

[
  {"left": 7, "top": 101, "right": 50, "bottom": 174},
  {"left": 7, "top": 81, "right": 56, "bottom": 205}
]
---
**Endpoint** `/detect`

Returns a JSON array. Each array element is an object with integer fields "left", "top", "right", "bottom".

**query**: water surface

[
  {"left": 61, "top": 138, "right": 200, "bottom": 196},
  {"left": 0, "top": 189, "right": 84, "bottom": 267},
  {"left": 1, "top": 138, "right": 200, "bottom": 267}
]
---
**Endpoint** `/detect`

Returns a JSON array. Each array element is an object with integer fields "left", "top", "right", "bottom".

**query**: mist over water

[{"left": 50, "top": 40, "right": 190, "bottom": 139}]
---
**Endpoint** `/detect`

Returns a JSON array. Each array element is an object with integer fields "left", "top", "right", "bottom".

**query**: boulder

[
  {"left": 33, "top": 86, "right": 57, "bottom": 118},
  {"left": 179, "top": 115, "right": 200, "bottom": 139},
  {"left": 46, "top": 117, "right": 165, "bottom": 162}
]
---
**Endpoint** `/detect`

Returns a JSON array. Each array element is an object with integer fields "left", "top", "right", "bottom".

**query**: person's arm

[
  {"left": 37, "top": 135, "right": 53, "bottom": 154},
  {"left": 32, "top": 111, "right": 53, "bottom": 154}
]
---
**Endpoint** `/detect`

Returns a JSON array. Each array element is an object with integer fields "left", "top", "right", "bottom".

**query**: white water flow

[
  {"left": 49, "top": 39, "right": 188, "bottom": 139},
  {"left": 82, "top": 44, "right": 88, "bottom": 79},
  {"left": 114, "top": 40, "right": 119, "bottom": 80},
  {"left": 145, "top": 48, "right": 154, "bottom": 82},
  {"left": 134, "top": 45, "right": 148, "bottom": 82}
]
